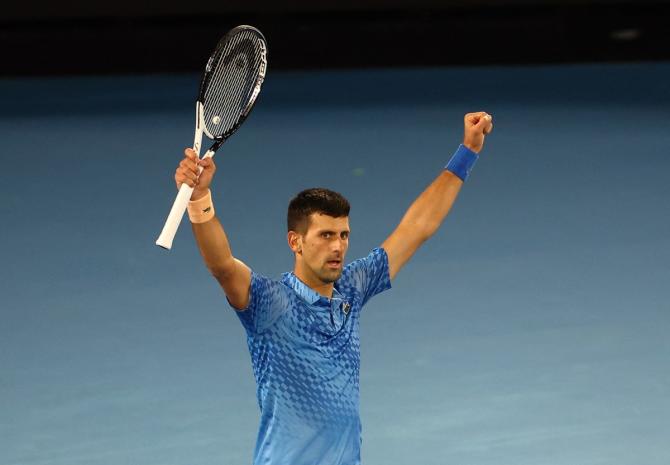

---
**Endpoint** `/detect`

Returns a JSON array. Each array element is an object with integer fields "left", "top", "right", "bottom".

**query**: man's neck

[{"left": 293, "top": 267, "right": 334, "bottom": 299}]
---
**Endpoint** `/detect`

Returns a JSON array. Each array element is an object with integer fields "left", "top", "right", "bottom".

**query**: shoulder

[
  {"left": 246, "top": 271, "right": 294, "bottom": 308},
  {"left": 341, "top": 247, "right": 389, "bottom": 278},
  {"left": 233, "top": 270, "right": 295, "bottom": 334},
  {"left": 339, "top": 247, "right": 391, "bottom": 299}
]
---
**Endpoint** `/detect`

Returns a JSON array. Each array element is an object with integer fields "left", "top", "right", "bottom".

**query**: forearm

[
  {"left": 397, "top": 169, "right": 463, "bottom": 241},
  {"left": 192, "top": 216, "right": 236, "bottom": 278}
]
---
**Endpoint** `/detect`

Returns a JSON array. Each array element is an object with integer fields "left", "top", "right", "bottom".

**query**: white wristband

[{"left": 187, "top": 190, "right": 215, "bottom": 224}]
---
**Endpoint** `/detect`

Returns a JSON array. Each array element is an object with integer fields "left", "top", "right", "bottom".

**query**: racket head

[{"left": 197, "top": 25, "right": 267, "bottom": 142}]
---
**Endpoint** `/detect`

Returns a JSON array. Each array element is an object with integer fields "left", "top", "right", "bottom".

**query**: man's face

[{"left": 295, "top": 213, "right": 350, "bottom": 284}]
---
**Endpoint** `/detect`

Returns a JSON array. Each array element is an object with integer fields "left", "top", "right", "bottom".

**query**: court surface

[{"left": 1, "top": 63, "right": 669, "bottom": 465}]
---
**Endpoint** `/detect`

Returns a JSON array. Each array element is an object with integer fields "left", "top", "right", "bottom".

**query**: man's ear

[{"left": 287, "top": 231, "right": 302, "bottom": 254}]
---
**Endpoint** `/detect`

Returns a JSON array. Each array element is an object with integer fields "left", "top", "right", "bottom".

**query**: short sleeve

[
  {"left": 340, "top": 247, "right": 392, "bottom": 306},
  {"left": 233, "top": 271, "right": 289, "bottom": 335}
]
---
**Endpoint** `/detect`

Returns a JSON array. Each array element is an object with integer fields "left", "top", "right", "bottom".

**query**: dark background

[{"left": 3, "top": 0, "right": 670, "bottom": 75}]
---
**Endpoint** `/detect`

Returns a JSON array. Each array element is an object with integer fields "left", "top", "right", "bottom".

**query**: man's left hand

[{"left": 463, "top": 112, "right": 493, "bottom": 154}]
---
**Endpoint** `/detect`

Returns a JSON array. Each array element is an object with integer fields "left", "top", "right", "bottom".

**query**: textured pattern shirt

[{"left": 234, "top": 247, "right": 392, "bottom": 465}]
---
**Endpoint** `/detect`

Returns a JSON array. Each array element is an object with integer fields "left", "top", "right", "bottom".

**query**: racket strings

[
  {"left": 202, "top": 29, "right": 265, "bottom": 138},
  {"left": 215, "top": 39, "right": 262, "bottom": 116},
  {"left": 213, "top": 44, "right": 251, "bottom": 119},
  {"left": 205, "top": 47, "right": 257, "bottom": 134},
  {"left": 205, "top": 38, "right": 246, "bottom": 117}
]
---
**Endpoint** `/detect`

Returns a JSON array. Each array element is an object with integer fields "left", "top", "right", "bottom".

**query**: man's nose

[{"left": 332, "top": 238, "right": 345, "bottom": 253}]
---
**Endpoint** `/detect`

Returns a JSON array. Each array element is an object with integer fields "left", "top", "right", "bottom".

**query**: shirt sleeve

[
  {"left": 232, "top": 271, "right": 289, "bottom": 335},
  {"left": 341, "top": 247, "right": 392, "bottom": 307}
]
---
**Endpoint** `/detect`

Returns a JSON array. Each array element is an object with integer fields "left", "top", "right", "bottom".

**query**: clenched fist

[
  {"left": 463, "top": 112, "right": 493, "bottom": 154},
  {"left": 174, "top": 148, "right": 217, "bottom": 201}
]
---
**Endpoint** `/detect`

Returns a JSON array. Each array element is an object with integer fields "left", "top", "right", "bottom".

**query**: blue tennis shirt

[{"left": 234, "top": 247, "right": 392, "bottom": 465}]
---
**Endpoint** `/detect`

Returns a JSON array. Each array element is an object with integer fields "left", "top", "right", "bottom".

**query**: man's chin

[{"left": 319, "top": 268, "right": 343, "bottom": 283}]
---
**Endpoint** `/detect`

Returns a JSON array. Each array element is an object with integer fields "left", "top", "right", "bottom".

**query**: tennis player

[{"left": 175, "top": 112, "right": 493, "bottom": 465}]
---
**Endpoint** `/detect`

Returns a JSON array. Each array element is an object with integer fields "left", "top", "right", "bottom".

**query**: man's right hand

[{"left": 174, "top": 148, "right": 217, "bottom": 200}]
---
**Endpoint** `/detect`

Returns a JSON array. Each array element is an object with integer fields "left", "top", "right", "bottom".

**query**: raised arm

[
  {"left": 381, "top": 112, "right": 493, "bottom": 280},
  {"left": 175, "top": 148, "right": 251, "bottom": 309}
]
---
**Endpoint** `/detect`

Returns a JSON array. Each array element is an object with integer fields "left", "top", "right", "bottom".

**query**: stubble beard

[{"left": 316, "top": 265, "right": 343, "bottom": 284}]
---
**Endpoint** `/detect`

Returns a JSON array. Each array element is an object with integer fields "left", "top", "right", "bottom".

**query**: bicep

[
  {"left": 381, "top": 225, "right": 425, "bottom": 280},
  {"left": 214, "top": 258, "right": 252, "bottom": 310}
]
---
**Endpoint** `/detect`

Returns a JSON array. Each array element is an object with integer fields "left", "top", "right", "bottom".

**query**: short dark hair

[{"left": 287, "top": 188, "right": 350, "bottom": 233}]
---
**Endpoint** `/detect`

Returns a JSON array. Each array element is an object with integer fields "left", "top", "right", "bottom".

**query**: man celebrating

[{"left": 175, "top": 112, "right": 493, "bottom": 465}]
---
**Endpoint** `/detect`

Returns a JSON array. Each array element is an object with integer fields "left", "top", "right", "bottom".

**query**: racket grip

[{"left": 155, "top": 183, "right": 196, "bottom": 250}]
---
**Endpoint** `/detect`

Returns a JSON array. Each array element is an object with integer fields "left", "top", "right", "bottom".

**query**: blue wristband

[{"left": 445, "top": 144, "right": 479, "bottom": 181}]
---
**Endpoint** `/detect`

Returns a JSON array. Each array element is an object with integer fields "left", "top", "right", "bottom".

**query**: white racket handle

[{"left": 155, "top": 150, "right": 214, "bottom": 250}]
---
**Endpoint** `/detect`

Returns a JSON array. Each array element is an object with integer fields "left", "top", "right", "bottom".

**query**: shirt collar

[{"left": 281, "top": 272, "right": 343, "bottom": 306}]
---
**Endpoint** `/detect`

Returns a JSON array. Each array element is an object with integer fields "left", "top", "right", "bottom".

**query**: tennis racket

[{"left": 156, "top": 25, "right": 267, "bottom": 250}]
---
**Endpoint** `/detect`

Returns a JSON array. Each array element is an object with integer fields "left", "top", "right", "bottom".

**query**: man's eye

[
  {"left": 341, "top": 233, "right": 349, "bottom": 240},
  {"left": 322, "top": 233, "right": 331, "bottom": 238}
]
